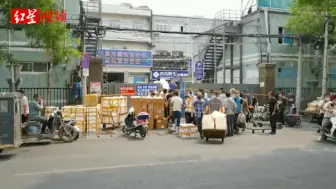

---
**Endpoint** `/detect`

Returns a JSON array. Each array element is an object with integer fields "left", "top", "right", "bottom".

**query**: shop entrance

[{"left": 106, "top": 72, "right": 124, "bottom": 83}]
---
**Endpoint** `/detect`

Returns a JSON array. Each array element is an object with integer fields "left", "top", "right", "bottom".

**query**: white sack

[
  {"left": 237, "top": 113, "right": 246, "bottom": 128},
  {"left": 202, "top": 111, "right": 227, "bottom": 130}
]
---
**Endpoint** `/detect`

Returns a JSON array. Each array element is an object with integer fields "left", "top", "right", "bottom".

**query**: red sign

[
  {"left": 120, "top": 86, "right": 135, "bottom": 96},
  {"left": 11, "top": 9, "right": 66, "bottom": 24}
]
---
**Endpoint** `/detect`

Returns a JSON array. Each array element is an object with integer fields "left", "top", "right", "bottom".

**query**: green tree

[
  {"left": 286, "top": 0, "right": 336, "bottom": 37},
  {"left": 0, "top": 0, "right": 81, "bottom": 64}
]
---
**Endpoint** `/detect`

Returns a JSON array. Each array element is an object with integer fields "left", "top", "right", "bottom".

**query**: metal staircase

[
  {"left": 203, "top": 36, "right": 225, "bottom": 78},
  {"left": 83, "top": 0, "right": 102, "bottom": 57},
  {"left": 198, "top": 10, "right": 241, "bottom": 83}
]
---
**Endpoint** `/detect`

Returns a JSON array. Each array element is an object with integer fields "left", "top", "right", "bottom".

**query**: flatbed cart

[
  {"left": 300, "top": 109, "right": 319, "bottom": 123},
  {"left": 246, "top": 120, "right": 271, "bottom": 134},
  {"left": 203, "top": 129, "right": 225, "bottom": 143}
]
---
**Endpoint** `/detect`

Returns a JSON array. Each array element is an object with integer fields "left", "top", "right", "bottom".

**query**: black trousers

[
  {"left": 270, "top": 114, "right": 277, "bottom": 133},
  {"left": 278, "top": 109, "right": 285, "bottom": 124},
  {"left": 185, "top": 112, "right": 192, "bottom": 123}
]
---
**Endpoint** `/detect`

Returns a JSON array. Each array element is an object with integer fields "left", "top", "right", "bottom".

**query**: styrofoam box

[
  {"left": 120, "top": 106, "right": 127, "bottom": 114},
  {"left": 178, "top": 132, "right": 196, "bottom": 139},
  {"left": 180, "top": 123, "right": 196, "bottom": 129}
]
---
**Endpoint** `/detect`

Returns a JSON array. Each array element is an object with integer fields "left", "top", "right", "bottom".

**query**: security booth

[{"left": 0, "top": 92, "right": 22, "bottom": 153}]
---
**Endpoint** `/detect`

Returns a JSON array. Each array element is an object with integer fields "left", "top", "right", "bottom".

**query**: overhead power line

[{"left": 67, "top": 23, "right": 315, "bottom": 39}]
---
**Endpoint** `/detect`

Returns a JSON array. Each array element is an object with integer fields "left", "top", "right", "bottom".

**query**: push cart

[{"left": 202, "top": 115, "right": 226, "bottom": 143}]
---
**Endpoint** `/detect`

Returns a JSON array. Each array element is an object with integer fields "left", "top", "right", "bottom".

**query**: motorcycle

[
  {"left": 319, "top": 116, "right": 336, "bottom": 142},
  {"left": 23, "top": 108, "right": 78, "bottom": 143},
  {"left": 63, "top": 114, "right": 80, "bottom": 140},
  {"left": 122, "top": 107, "right": 149, "bottom": 138}
]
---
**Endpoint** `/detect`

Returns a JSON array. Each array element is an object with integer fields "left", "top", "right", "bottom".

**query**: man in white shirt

[
  {"left": 318, "top": 95, "right": 336, "bottom": 141},
  {"left": 19, "top": 89, "right": 29, "bottom": 123},
  {"left": 170, "top": 90, "right": 183, "bottom": 132}
]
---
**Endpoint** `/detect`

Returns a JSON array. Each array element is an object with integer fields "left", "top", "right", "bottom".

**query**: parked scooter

[{"left": 122, "top": 107, "right": 149, "bottom": 138}]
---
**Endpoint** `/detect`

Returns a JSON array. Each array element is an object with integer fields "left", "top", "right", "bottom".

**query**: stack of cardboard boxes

[
  {"left": 74, "top": 105, "right": 86, "bottom": 133},
  {"left": 130, "top": 96, "right": 167, "bottom": 130},
  {"left": 100, "top": 96, "right": 128, "bottom": 127}
]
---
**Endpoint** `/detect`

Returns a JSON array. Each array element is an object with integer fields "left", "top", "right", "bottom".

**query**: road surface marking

[{"left": 15, "top": 159, "right": 199, "bottom": 177}]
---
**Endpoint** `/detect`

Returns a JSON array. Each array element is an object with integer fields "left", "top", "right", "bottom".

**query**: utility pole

[
  {"left": 79, "top": 1, "right": 87, "bottom": 104},
  {"left": 295, "top": 38, "right": 303, "bottom": 111},
  {"left": 322, "top": 0, "right": 329, "bottom": 96}
]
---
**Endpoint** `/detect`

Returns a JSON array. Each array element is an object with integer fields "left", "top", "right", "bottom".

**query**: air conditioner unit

[
  {"left": 172, "top": 51, "right": 183, "bottom": 57},
  {"left": 156, "top": 50, "right": 169, "bottom": 56}
]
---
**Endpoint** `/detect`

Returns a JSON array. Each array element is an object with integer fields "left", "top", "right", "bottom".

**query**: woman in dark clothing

[{"left": 268, "top": 91, "right": 278, "bottom": 135}]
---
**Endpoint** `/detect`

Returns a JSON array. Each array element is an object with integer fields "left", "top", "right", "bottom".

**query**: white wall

[
  {"left": 152, "top": 15, "right": 214, "bottom": 57},
  {"left": 101, "top": 4, "right": 151, "bottom": 16},
  {"left": 102, "top": 41, "right": 149, "bottom": 50}
]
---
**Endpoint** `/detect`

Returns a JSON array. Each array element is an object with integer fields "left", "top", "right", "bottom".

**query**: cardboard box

[{"left": 154, "top": 118, "right": 166, "bottom": 129}]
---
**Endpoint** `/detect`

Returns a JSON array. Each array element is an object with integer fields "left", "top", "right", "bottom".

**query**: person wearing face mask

[
  {"left": 193, "top": 92, "right": 208, "bottom": 139},
  {"left": 208, "top": 91, "right": 222, "bottom": 114},
  {"left": 318, "top": 95, "right": 336, "bottom": 141}
]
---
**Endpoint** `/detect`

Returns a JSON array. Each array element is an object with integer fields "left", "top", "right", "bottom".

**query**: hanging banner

[
  {"left": 195, "top": 61, "right": 204, "bottom": 81},
  {"left": 101, "top": 49, "right": 152, "bottom": 67},
  {"left": 151, "top": 70, "right": 189, "bottom": 80},
  {"left": 120, "top": 86, "right": 135, "bottom": 96},
  {"left": 136, "top": 84, "right": 158, "bottom": 96}
]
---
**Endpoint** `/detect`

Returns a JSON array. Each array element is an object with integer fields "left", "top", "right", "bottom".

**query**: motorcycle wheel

[
  {"left": 74, "top": 132, "right": 79, "bottom": 140},
  {"left": 122, "top": 126, "right": 132, "bottom": 135},
  {"left": 139, "top": 127, "right": 147, "bottom": 138},
  {"left": 59, "top": 125, "right": 78, "bottom": 142},
  {"left": 0, "top": 149, "right": 3, "bottom": 154}
]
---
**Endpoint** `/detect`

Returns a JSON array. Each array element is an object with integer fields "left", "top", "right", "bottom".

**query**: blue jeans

[
  {"left": 172, "top": 111, "right": 182, "bottom": 127},
  {"left": 226, "top": 114, "right": 235, "bottom": 136},
  {"left": 195, "top": 114, "right": 203, "bottom": 136}
]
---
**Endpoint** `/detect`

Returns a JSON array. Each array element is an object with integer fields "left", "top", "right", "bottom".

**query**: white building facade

[{"left": 100, "top": 3, "right": 152, "bottom": 83}]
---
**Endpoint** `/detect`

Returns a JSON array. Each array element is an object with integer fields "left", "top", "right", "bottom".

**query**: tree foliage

[
  {"left": 0, "top": 0, "right": 81, "bottom": 64},
  {"left": 286, "top": 0, "right": 336, "bottom": 37}
]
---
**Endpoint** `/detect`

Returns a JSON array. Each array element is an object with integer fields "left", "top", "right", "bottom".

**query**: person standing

[
  {"left": 19, "top": 89, "right": 29, "bottom": 123},
  {"left": 164, "top": 90, "right": 173, "bottom": 118},
  {"left": 223, "top": 92, "right": 237, "bottom": 137},
  {"left": 184, "top": 95, "right": 193, "bottom": 123},
  {"left": 218, "top": 89, "right": 227, "bottom": 104},
  {"left": 232, "top": 90, "right": 243, "bottom": 133},
  {"left": 193, "top": 92, "right": 207, "bottom": 139},
  {"left": 208, "top": 91, "right": 222, "bottom": 114},
  {"left": 170, "top": 91, "right": 183, "bottom": 132},
  {"left": 268, "top": 91, "right": 278, "bottom": 135},
  {"left": 169, "top": 80, "right": 177, "bottom": 90}
]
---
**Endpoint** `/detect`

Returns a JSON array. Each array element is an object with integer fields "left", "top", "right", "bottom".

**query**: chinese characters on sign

[
  {"left": 11, "top": 9, "right": 66, "bottom": 24},
  {"left": 136, "top": 84, "right": 158, "bottom": 96},
  {"left": 101, "top": 49, "right": 152, "bottom": 67},
  {"left": 151, "top": 70, "right": 189, "bottom": 80},
  {"left": 120, "top": 86, "right": 135, "bottom": 96}
]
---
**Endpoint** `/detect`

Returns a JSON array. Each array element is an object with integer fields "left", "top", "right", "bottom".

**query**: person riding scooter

[
  {"left": 28, "top": 94, "right": 52, "bottom": 134},
  {"left": 318, "top": 95, "right": 336, "bottom": 141}
]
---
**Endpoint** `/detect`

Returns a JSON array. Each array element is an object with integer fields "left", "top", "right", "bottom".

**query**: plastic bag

[{"left": 237, "top": 113, "right": 246, "bottom": 128}]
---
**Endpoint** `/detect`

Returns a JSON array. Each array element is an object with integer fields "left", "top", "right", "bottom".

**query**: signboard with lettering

[
  {"left": 101, "top": 49, "right": 152, "bottom": 67},
  {"left": 136, "top": 84, "right": 158, "bottom": 96},
  {"left": 195, "top": 61, "right": 204, "bottom": 81},
  {"left": 151, "top": 70, "right": 189, "bottom": 80},
  {"left": 120, "top": 86, "right": 135, "bottom": 96}
]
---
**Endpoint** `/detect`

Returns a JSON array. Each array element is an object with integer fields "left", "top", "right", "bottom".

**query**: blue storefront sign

[
  {"left": 195, "top": 61, "right": 204, "bottom": 81},
  {"left": 151, "top": 70, "right": 189, "bottom": 80},
  {"left": 101, "top": 49, "right": 152, "bottom": 67},
  {"left": 136, "top": 84, "right": 158, "bottom": 96}
]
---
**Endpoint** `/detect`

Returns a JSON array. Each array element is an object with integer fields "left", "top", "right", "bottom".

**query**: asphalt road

[{"left": 1, "top": 123, "right": 336, "bottom": 189}]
